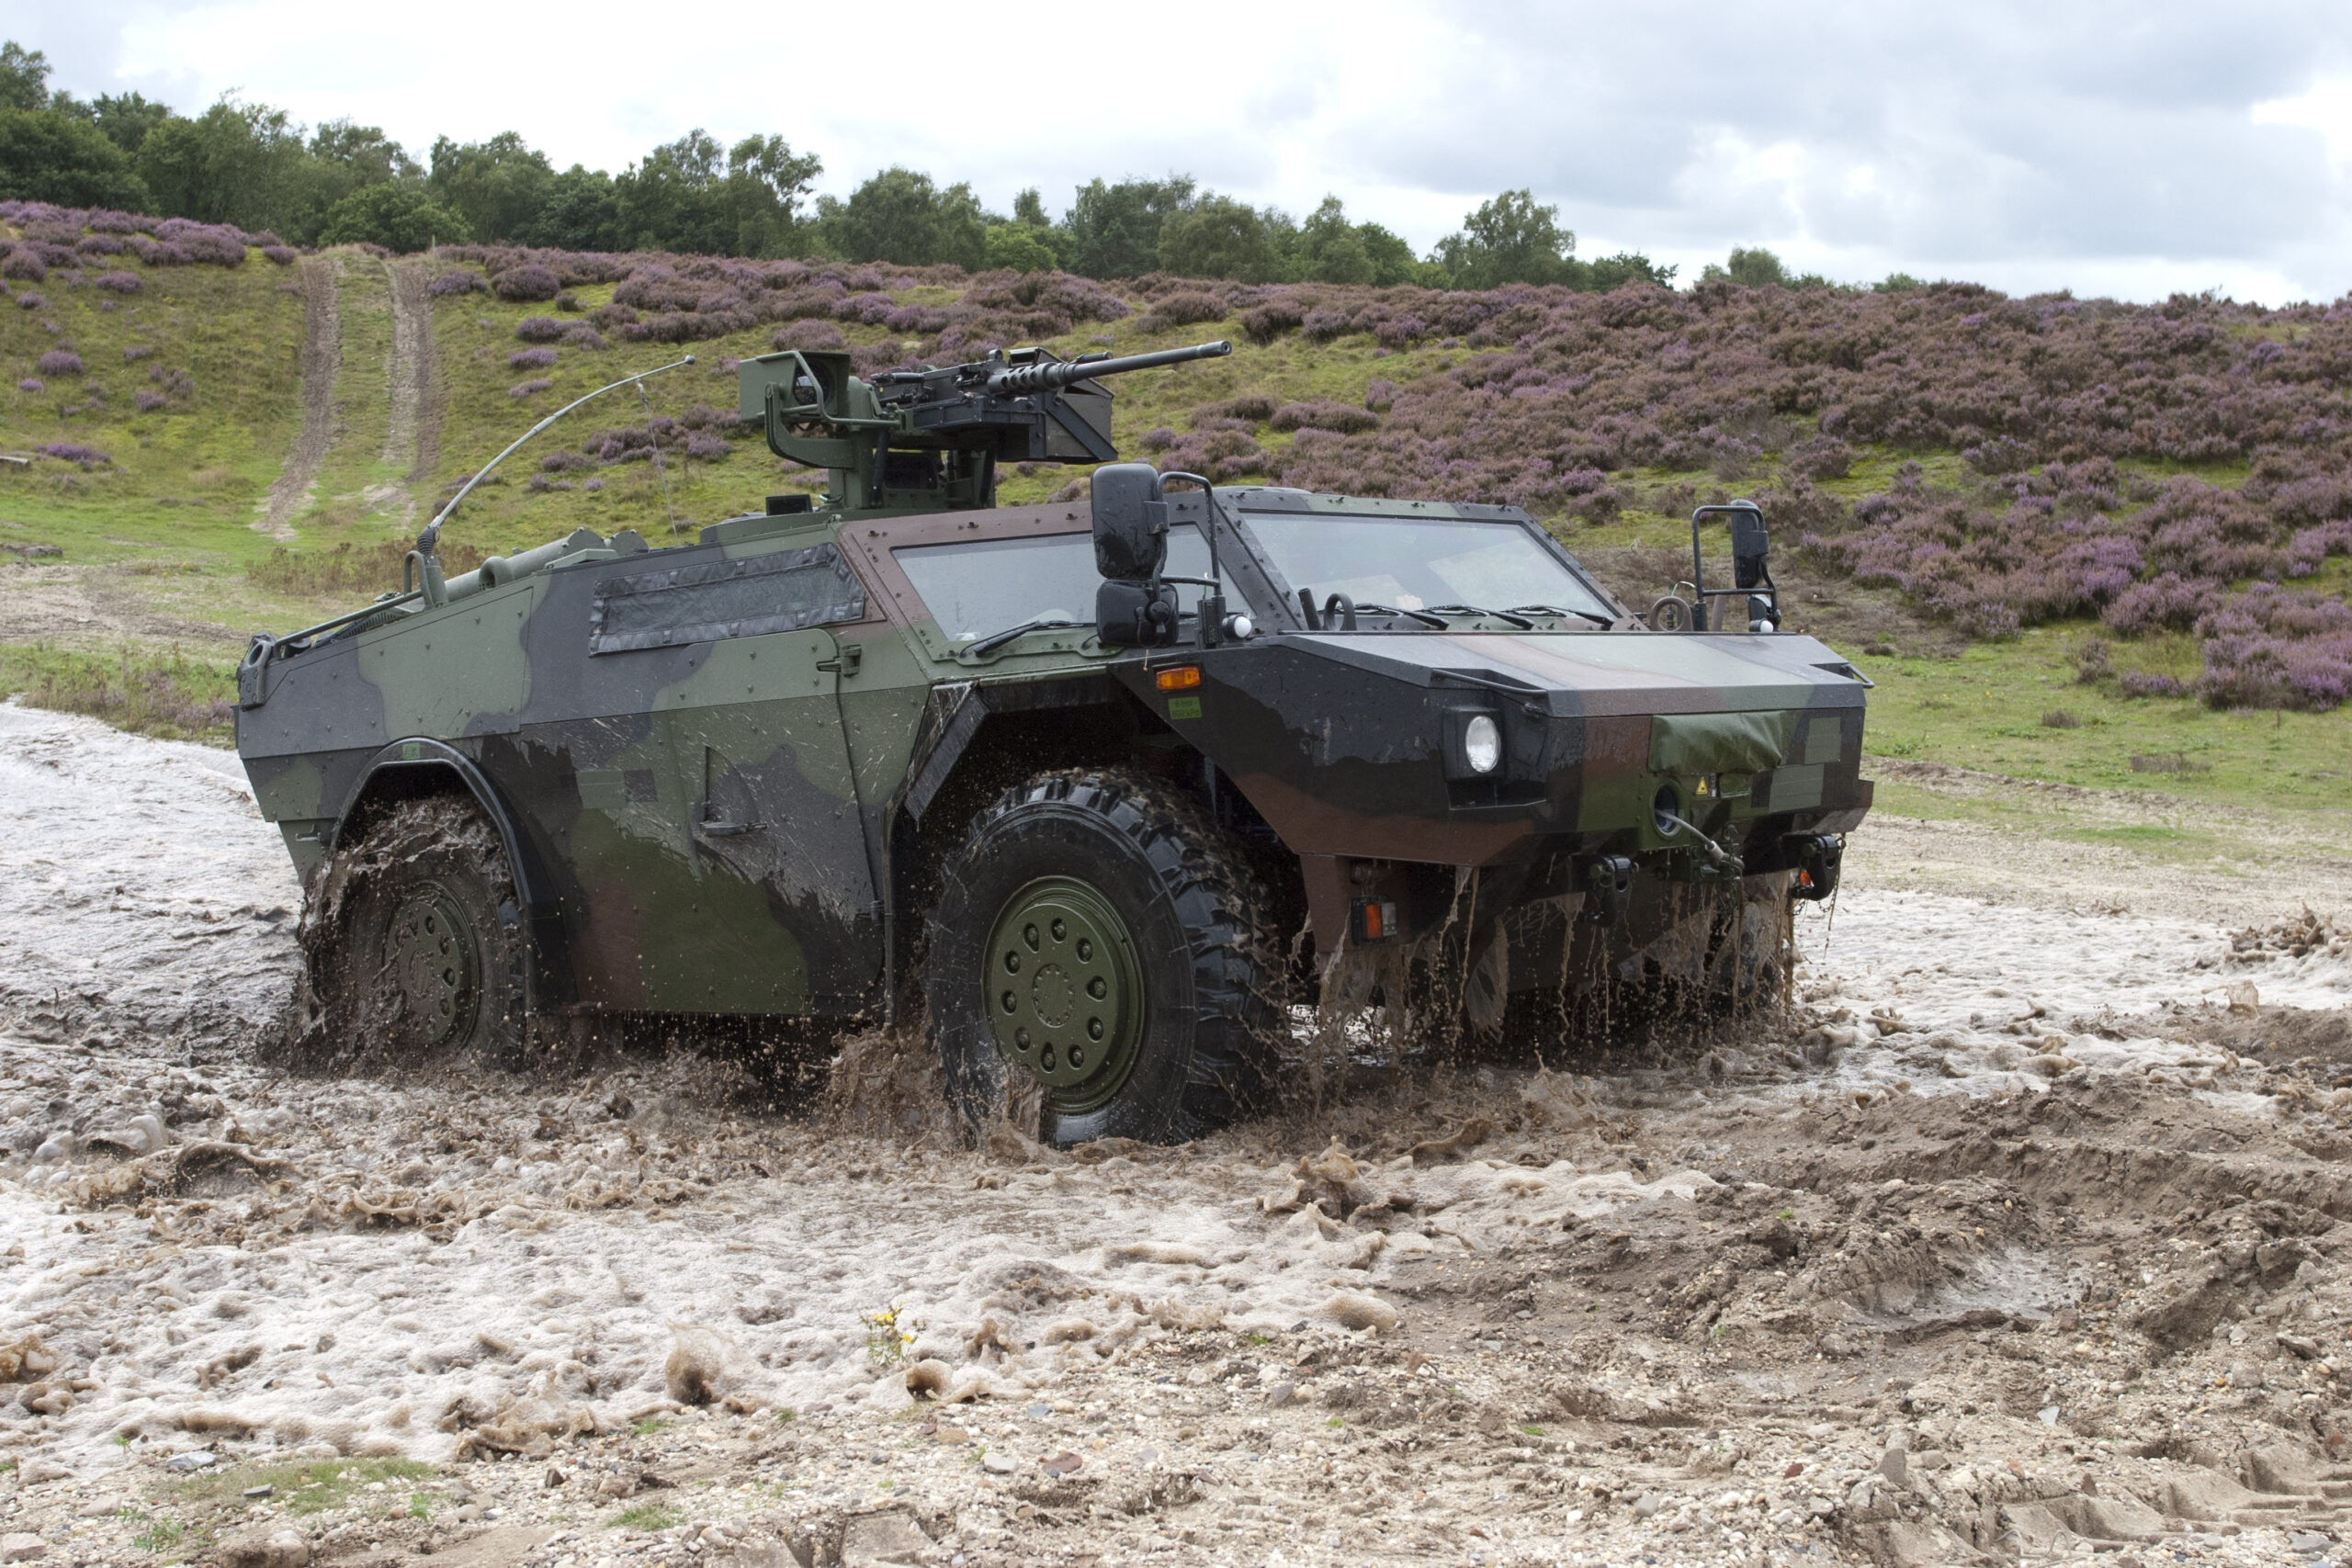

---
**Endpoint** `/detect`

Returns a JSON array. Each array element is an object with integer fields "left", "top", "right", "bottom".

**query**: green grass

[
  {"left": 1854, "top": 626, "right": 2349, "bottom": 818},
  {"left": 610, "top": 1502, "right": 683, "bottom": 1531},
  {"left": 0, "top": 640, "right": 237, "bottom": 743},
  {"left": 174, "top": 1456, "right": 433, "bottom": 1517}
]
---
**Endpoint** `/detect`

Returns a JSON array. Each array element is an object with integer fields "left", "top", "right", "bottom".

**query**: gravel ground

[{"left": 2, "top": 702, "right": 2350, "bottom": 1568}]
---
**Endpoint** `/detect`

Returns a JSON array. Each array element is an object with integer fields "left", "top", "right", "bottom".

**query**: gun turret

[{"left": 737, "top": 339, "right": 1230, "bottom": 518}]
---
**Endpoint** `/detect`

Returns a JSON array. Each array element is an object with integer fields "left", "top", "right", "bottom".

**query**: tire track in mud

[
  {"left": 254, "top": 255, "right": 340, "bottom": 542},
  {"left": 375, "top": 258, "right": 445, "bottom": 525}
]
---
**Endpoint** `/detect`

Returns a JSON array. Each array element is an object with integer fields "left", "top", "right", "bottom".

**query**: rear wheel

[
  {"left": 300, "top": 795, "right": 527, "bottom": 1069},
  {"left": 925, "top": 769, "right": 1278, "bottom": 1145}
]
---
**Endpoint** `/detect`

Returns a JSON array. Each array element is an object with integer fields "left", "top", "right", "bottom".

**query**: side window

[{"left": 589, "top": 543, "right": 866, "bottom": 654}]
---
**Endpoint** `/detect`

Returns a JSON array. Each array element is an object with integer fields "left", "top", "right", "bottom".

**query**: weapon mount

[{"left": 737, "top": 339, "right": 1230, "bottom": 519}]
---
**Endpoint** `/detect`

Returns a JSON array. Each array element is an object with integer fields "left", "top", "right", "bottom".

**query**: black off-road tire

[
  {"left": 297, "top": 795, "right": 528, "bottom": 1071},
  {"left": 925, "top": 769, "right": 1280, "bottom": 1146}
]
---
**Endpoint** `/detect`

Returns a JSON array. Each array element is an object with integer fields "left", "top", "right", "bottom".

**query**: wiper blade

[
  {"left": 1426, "top": 603, "right": 1535, "bottom": 630},
  {"left": 963, "top": 617, "right": 1082, "bottom": 657},
  {"left": 1509, "top": 603, "right": 1614, "bottom": 627},
  {"left": 1355, "top": 603, "right": 1449, "bottom": 628}
]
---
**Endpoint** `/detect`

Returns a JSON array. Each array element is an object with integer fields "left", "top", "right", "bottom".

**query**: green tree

[
  {"left": 614, "top": 129, "right": 731, "bottom": 254},
  {"left": 0, "top": 107, "right": 147, "bottom": 208},
  {"left": 428, "top": 130, "right": 552, "bottom": 243},
  {"left": 1579, "top": 250, "right": 1677, "bottom": 290},
  {"left": 812, "top": 166, "right": 986, "bottom": 269},
  {"left": 1288, "top": 196, "right": 1374, "bottom": 285},
  {"left": 293, "top": 119, "right": 416, "bottom": 242},
  {"left": 77, "top": 92, "right": 173, "bottom": 156},
  {"left": 317, "top": 181, "right": 470, "bottom": 252},
  {"left": 0, "top": 41, "right": 50, "bottom": 111},
  {"left": 515, "top": 165, "right": 618, "bottom": 250},
  {"left": 1357, "top": 222, "right": 1430, "bottom": 287},
  {"left": 984, "top": 222, "right": 1057, "bottom": 273},
  {"left": 137, "top": 96, "right": 311, "bottom": 232},
  {"left": 1012, "top": 186, "right": 1049, "bottom": 227},
  {"left": 1057, "top": 175, "right": 1193, "bottom": 279},
  {"left": 1724, "top": 245, "right": 1788, "bottom": 287},
  {"left": 1430, "top": 189, "right": 1576, "bottom": 288},
  {"left": 1158, "top": 192, "right": 1279, "bottom": 282},
  {"left": 723, "top": 133, "right": 821, "bottom": 257}
]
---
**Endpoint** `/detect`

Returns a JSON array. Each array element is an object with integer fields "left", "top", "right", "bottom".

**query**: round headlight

[
  {"left": 1223, "top": 613, "right": 1254, "bottom": 640},
  {"left": 1463, "top": 714, "right": 1502, "bottom": 774}
]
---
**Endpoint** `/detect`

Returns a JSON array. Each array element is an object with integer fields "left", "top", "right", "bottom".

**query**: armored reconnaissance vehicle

[{"left": 236, "top": 336, "right": 1872, "bottom": 1144}]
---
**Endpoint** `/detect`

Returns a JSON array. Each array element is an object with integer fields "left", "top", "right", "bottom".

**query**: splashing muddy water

[{"left": 3, "top": 701, "right": 2349, "bottom": 1568}]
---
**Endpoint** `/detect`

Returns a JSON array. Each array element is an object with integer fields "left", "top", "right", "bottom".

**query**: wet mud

[{"left": 2, "top": 701, "right": 2349, "bottom": 1568}]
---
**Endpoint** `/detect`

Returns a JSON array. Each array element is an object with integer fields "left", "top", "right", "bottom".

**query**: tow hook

[
  {"left": 1579, "top": 855, "right": 1634, "bottom": 926},
  {"left": 1790, "top": 834, "right": 1843, "bottom": 902}
]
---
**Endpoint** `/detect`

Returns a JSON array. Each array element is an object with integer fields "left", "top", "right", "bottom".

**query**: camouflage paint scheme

[{"left": 235, "top": 485, "right": 1871, "bottom": 1023}]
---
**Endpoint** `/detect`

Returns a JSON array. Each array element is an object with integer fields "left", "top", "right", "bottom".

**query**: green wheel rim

[
  {"left": 386, "top": 886, "right": 477, "bottom": 1045},
  {"left": 982, "top": 875, "right": 1146, "bottom": 1114}
]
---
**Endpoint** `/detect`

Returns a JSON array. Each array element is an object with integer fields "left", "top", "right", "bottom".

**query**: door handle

[
  {"left": 816, "top": 643, "right": 863, "bottom": 676},
  {"left": 697, "top": 818, "right": 752, "bottom": 838}
]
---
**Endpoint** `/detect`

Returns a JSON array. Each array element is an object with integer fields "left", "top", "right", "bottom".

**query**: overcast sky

[{"left": 9, "top": 0, "right": 2352, "bottom": 304}]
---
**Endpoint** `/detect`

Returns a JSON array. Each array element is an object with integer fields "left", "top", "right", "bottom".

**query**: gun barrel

[{"left": 987, "top": 339, "right": 1231, "bottom": 394}]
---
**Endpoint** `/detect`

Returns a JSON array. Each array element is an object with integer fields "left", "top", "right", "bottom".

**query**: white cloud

[{"left": 7, "top": 0, "right": 2352, "bottom": 303}]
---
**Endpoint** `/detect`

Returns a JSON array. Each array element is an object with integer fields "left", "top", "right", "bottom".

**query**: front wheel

[
  {"left": 298, "top": 795, "right": 527, "bottom": 1070},
  {"left": 924, "top": 770, "right": 1279, "bottom": 1145}
]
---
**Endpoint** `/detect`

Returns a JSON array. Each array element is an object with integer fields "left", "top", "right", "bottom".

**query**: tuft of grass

[
  {"left": 2040, "top": 709, "right": 2080, "bottom": 728},
  {"left": 0, "top": 641, "right": 236, "bottom": 744},
  {"left": 611, "top": 1502, "right": 684, "bottom": 1531},
  {"left": 1518, "top": 1423, "right": 1544, "bottom": 1437},
  {"left": 408, "top": 1492, "right": 431, "bottom": 1520},
  {"left": 175, "top": 1456, "right": 432, "bottom": 1518},
  {"left": 632, "top": 1416, "right": 664, "bottom": 1437},
  {"left": 131, "top": 1517, "right": 184, "bottom": 1552},
  {"left": 2129, "top": 751, "right": 2211, "bottom": 775}
]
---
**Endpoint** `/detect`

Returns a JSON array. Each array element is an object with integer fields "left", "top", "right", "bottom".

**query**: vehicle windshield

[
  {"left": 892, "top": 526, "right": 1224, "bottom": 643},
  {"left": 1239, "top": 513, "right": 1615, "bottom": 623}
]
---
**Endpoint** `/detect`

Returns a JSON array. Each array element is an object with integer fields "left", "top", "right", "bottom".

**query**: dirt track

[
  {"left": 254, "top": 257, "right": 342, "bottom": 544},
  {"left": 2, "top": 704, "right": 2349, "bottom": 1568}
]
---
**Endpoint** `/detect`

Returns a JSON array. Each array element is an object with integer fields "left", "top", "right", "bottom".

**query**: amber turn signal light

[{"left": 1154, "top": 666, "right": 1202, "bottom": 691}]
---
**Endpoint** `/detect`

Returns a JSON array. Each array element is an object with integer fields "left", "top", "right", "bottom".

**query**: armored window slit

[{"left": 588, "top": 544, "right": 865, "bottom": 654}]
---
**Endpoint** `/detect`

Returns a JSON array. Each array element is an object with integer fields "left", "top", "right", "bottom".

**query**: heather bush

[
  {"left": 1788, "top": 434, "right": 1853, "bottom": 480},
  {"left": 40, "top": 442, "right": 109, "bottom": 467},
  {"left": 35, "top": 350, "right": 82, "bottom": 376},
  {"left": 426, "top": 269, "right": 486, "bottom": 298},
  {"left": 260, "top": 246, "right": 297, "bottom": 265},
  {"left": 514, "top": 316, "right": 565, "bottom": 343},
  {"left": 15, "top": 378, "right": 38, "bottom": 391},
  {"left": 509, "top": 347, "right": 558, "bottom": 369},
  {"left": 508, "top": 378, "right": 553, "bottom": 398},
  {"left": 74, "top": 234, "right": 122, "bottom": 256},
  {"left": 684, "top": 431, "right": 731, "bottom": 460},
  {"left": 94, "top": 271, "right": 140, "bottom": 294},
  {"left": 773, "top": 320, "right": 846, "bottom": 352},
  {"left": 2195, "top": 585, "right": 2352, "bottom": 710},
  {"left": 1269, "top": 400, "right": 1380, "bottom": 434},
  {"left": 539, "top": 450, "right": 594, "bottom": 473},
  {"left": 1, "top": 253, "right": 45, "bottom": 283},
  {"left": 1136, "top": 290, "right": 1227, "bottom": 332},
  {"left": 2119, "top": 671, "right": 2191, "bottom": 698},
  {"left": 15, "top": 293, "right": 40, "bottom": 311},
  {"left": 492, "top": 265, "right": 562, "bottom": 302},
  {"left": 134, "top": 389, "right": 164, "bottom": 412}
]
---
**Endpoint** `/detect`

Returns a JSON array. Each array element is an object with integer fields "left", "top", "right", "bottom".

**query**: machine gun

[{"left": 736, "top": 339, "right": 1230, "bottom": 518}]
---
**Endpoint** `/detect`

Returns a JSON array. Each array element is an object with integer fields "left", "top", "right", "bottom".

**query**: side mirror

[
  {"left": 1730, "top": 506, "right": 1770, "bottom": 591},
  {"left": 1095, "top": 579, "right": 1181, "bottom": 647},
  {"left": 1091, "top": 463, "right": 1169, "bottom": 581}
]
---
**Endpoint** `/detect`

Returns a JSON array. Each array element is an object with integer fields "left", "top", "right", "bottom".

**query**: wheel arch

[{"left": 328, "top": 738, "right": 571, "bottom": 1012}]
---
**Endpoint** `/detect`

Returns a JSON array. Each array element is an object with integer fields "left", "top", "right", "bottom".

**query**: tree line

[{"left": 0, "top": 39, "right": 1689, "bottom": 289}]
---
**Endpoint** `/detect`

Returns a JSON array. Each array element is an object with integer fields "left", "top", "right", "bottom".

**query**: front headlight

[{"left": 1463, "top": 714, "right": 1501, "bottom": 774}]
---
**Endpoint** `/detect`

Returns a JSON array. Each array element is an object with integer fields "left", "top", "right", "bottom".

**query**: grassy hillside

[{"left": 0, "top": 215, "right": 2344, "bottom": 833}]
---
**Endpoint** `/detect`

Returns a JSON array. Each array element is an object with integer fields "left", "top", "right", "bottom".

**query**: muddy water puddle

[{"left": 4, "top": 704, "right": 2352, "bottom": 1566}]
